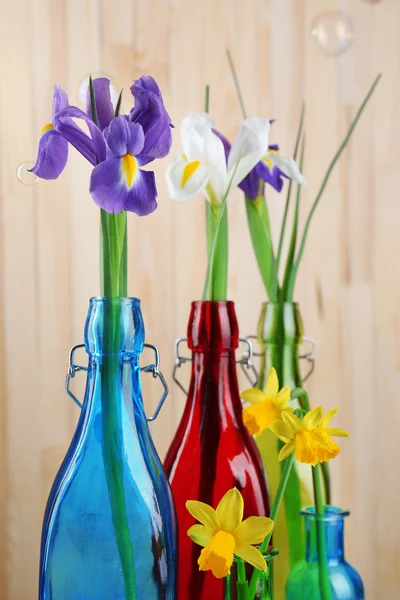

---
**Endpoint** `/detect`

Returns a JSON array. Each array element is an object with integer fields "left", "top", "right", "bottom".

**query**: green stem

[
  {"left": 91, "top": 76, "right": 135, "bottom": 598},
  {"left": 205, "top": 199, "right": 228, "bottom": 300},
  {"left": 269, "top": 104, "right": 305, "bottom": 302},
  {"left": 203, "top": 83, "right": 229, "bottom": 300},
  {"left": 100, "top": 210, "right": 127, "bottom": 297},
  {"left": 286, "top": 73, "right": 381, "bottom": 300},
  {"left": 281, "top": 134, "right": 306, "bottom": 301},
  {"left": 101, "top": 338, "right": 137, "bottom": 599},
  {"left": 226, "top": 49, "right": 247, "bottom": 119},
  {"left": 290, "top": 386, "right": 310, "bottom": 412},
  {"left": 202, "top": 160, "right": 241, "bottom": 301},
  {"left": 205, "top": 84, "right": 210, "bottom": 113},
  {"left": 312, "top": 465, "right": 333, "bottom": 600},
  {"left": 236, "top": 557, "right": 249, "bottom": 599},
  {"left": 248, "top": 453, "right": 295, "bottom": 599},
  {"left": 245, "top": 193, "right": 274, "bottom": 297}
]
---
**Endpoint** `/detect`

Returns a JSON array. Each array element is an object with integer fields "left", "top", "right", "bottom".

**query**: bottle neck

[
  {"left": 187, "top": 301, "right": 242, "bottom": 415},
  {"left": 304, "top": 513, "right": 346, "bottom": 565}
]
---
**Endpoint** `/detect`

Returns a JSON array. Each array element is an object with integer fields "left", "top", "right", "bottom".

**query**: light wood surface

[{"left": 0, "top": 0, "right": 398, "bottom": 597}]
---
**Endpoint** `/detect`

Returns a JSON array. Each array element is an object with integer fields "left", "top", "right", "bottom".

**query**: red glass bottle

[{"left": 164, "top": 301, "right": 269, "bottom": 600}]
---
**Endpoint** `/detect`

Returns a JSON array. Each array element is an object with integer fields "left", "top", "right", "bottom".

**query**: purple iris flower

[
  {"left": 30, "top": 87, "right": 69, "bottom": 179},
  {"left": 30, "top": 75, "right": 172, "bottom": 215},
  {"left": 214, "top": 129, "right": 287, "bottom": 200},
  {"left": 86, "top": 77, "right": 115, "bottom": 132},
  {"left": 129, "top": 76, "right": 173, "bottom": 161},
  {"left": 89, "top": 116, "right": 157, "bottom": 216}
]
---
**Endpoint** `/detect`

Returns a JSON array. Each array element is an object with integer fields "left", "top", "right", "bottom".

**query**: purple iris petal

[
  {"left": 52, "top": 86, "right": 69, "bottom": 122},
  {"left": 104, "top": 117, "right": 145, "bottom": 158},
  {"left": 56, "top": 106, "right": 106, "bottom": 165},
  {"left": 256, "top": 160, "right": 286, "bottom": 194},
  {"left": 240, "top": 167, "right": 262, "bottom": 199},
  {"left": 86, "top": 78, "right": 115, "bottom": 132},
  {"left": 129, "top": 75, "right": 172, "bottom": 159},
  {"left": 131, "top": 75, "right": 163, "bottom": 96},
  {"left": 89, "top": 156, "right": 157, "bottom": 216},
  {"left": 212, "top": 129, "right": 230, "bottom": 163},
  {"left": 30, "top": 129, "right": 68, "bottom": 180}
]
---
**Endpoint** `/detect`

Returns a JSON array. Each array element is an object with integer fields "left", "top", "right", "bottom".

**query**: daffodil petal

[
  {"left": 186, "top": 500, "right": 220, "bottom": 532},
  {"left": 269, "top": 420, "right": 292, "bottom": 442},
  {"left": 216, "top": 488, "right": 244, "bottom": 532},
  {"left": 282, "top": 410, "right": 302, "bottom": 433},
  {"left": 187, "top": 524, "right": 212, "bottom": 547},
  {"left": 267, "top": 152, "right": 306, "bottom": 185},
  {"left": 234, "top": 516, "right": 274, "bottom": 545},
  {"left": 264, "top": 367, "right": 279, "bottom": 398},
  {"left": 240, "top": 388, "right": 265, "bottom": 405},
  {"left": 278, "top": 441, "right": 295, "bottom": 461},
  {"left": 275, "top": 386, "right": 291, "bottom": 408},
  {"left": 319, "top": 408, "right": 339, "bottom": 429},
  {"left": 313, "top": 431, "right": 333, "bottom": 451},
  {"left": 234, "top": 544, "right": 267, "bottom": 572},
  {"left": 166, "top": 158, "right": 210, "bottom": 201},
  {"left": 303, "top": 407, "right": 323, "bottom": 431},
  {"left": 325, "top": 427, "right": 349, "bottom": 438}
]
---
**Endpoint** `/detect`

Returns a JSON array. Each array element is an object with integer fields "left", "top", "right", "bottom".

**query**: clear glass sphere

[
  {"left": 16, "top": 161, "right": 38, "bottom": 186},
  {"left": 311, "top": 11, "right": 355, "bottom": 57},
  {"left": 77, "top": 72, "right": 120, "bottom": 109}
]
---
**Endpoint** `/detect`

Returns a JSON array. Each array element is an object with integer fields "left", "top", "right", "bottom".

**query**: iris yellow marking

[
  {"left": 181, "top": 160, "right": 201, "bottom": 188},
  {"left": 263, "top": 148, "right": 279, "bottom": 168},
  {"left": 41, "top": 123, "right": 54, "bottom": 135},
  {"left": 121, "top": 154, "right": 137, "bottom": 188}
]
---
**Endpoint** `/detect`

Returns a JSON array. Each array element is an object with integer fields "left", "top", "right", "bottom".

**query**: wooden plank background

[{"left": 0, "top": 0, "right": 398, "bottom": 597}]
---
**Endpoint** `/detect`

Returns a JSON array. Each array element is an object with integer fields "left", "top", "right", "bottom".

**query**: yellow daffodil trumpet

[
  {"left": 241, "top": 367, "right": 293, "bottom": 436},
  {"left": 270, "top": 406, "right": 349, "bottom": 465},
  {"left": 186, "top": 488, "right": 274, "bottom": 579}
]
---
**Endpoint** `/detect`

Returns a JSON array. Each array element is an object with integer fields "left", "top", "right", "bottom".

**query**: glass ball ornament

[
  {"left": 311, "top": 11, "right": 355, "bottom": 57},
  {"left": 16, "top": 161, "right": 38, "bottom": 186}
]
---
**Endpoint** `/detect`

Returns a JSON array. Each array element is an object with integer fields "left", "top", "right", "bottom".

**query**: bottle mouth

[
  {"left": 90, "top": 296, "right": 141, "bottom": 306},
  {"left": 300, "top": 505, "right": 350, "bottom": 521},
  {"left": 85, "top": 296, "right": 145, "bottom": 355}
]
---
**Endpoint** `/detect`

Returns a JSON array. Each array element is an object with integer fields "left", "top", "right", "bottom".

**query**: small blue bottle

[
  {"left": 39, "top": 297, "right": 177, "bottom": 599},
  {"left": 286, "top": 506, "right": 364, "bottom": 600}
]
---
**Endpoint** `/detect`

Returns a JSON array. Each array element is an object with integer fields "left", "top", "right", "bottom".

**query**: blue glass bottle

[
  {"left": 286, "top": 506, "right": 364, "bottom": 600},
  {"left": 39, "top": 297, "right": 177, "bottom": 600}
]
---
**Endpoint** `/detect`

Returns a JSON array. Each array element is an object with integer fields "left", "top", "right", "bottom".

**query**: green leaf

[
  {"left": 115, "top": 89, "right": 123, "bottom": 117},
  {"left": 281, "top": 133, "right": 306, "bottom": 301},
  {"left": 89, "top": 75, "right": 99, "bottom": 127},
  {"left": 286, "top": 73, "right": 382, "bottom": 300},
  {"left": 268, "top": 103, "right": 305, "bottom": 302}
]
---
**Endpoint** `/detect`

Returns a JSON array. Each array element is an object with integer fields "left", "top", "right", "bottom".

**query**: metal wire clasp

[
  {"left": 299, "top": 337, "right": 316, "bottom": 382},
  {"left": 141, "top": 343, "right": 169, "bottom": 422},
  {"left": 239, "top": 335, "right": 317, "bottom": 386},
  {"left": 172, "top": 338, "right": 192, "bottom": 396},
  {"left": 65, "top": 344, "right": 88, "bottom": 409},
  {"left": 65, "top": 342, "right": 169, "bottom": 421},
  {"left": 237, "top": 338, "right": 259, "bottom": 387}
]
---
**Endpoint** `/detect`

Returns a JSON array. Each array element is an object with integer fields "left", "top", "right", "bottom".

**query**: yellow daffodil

[
  {"left": 240, "top": 367, "right": 293, "bottom": 436},
  {"left": 270, "top": 406, "right": 349, "bottom": 465},
  {"left": 186, "top": 488, "right": 273, "bottom": 579}
]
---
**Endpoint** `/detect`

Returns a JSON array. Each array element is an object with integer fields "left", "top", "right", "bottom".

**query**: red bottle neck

[{"left": 187, "top": 300, "right": 239, "bottom": 351}]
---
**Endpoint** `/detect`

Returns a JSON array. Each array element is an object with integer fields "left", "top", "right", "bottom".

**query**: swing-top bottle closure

[{"left": 65, "top": 297, "right": 168, "bottom": 421}]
